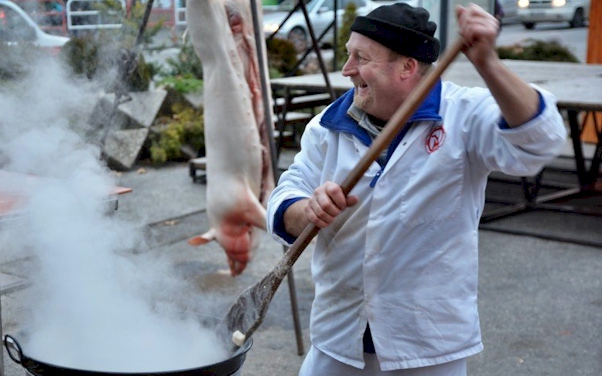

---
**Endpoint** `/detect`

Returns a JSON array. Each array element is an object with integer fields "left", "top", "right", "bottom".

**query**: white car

[
  {"left": 263, "top": 0, "right": 418, "bottom": 51},
  {"left": 0, "top": 0, "right": 69, "bottom": 55},
  {"left": 517, "top": 0, "right": 589, "bottom": 29}
]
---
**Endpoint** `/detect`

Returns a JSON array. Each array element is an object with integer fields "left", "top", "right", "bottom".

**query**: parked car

[
  {"left": 517, "top": 0, "right": 589, "bottom": 29},
  {"left": 263, "top": 0, "right": 418, "bottom": 51},
  {"left": 0, "top": 0, "right": 69, "bottom": 55}
]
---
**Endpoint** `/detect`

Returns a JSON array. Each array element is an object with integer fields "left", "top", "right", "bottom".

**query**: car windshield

[
  {"left": 274, "top": 0, "right": 324, "bottom": 12},
  {"left": 0, "top": 4, "right": 36, "bottom": 42}
]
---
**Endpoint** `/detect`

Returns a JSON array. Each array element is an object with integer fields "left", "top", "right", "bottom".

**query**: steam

[{"left": 0, "top": 56, "right": 229, "bottom": 371}]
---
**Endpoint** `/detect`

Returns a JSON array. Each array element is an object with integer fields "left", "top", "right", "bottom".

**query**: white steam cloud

[{"left": 0, "top": 56, "right": 229, "bottom": 371}]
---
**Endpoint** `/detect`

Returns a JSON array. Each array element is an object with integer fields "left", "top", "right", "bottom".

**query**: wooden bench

[
  {"left": 272, "top": 92, "right": 332, "bottom": 149},
  {"left": 189, "top": 157, "right": 207, "bottom": 184},
  {"left": 273, "top": 93, "right": 332, "bottom": 114},
  {"left": 273, "top": 111, "right": 313, "bottom": 146}
]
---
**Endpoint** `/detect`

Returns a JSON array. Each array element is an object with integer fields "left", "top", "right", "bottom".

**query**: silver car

[
  {"left": 263, "top": 0, "right": 417, "bottom": 51},
  {"left": 517, "top": 0, "right": 590, "bottom": 29}
]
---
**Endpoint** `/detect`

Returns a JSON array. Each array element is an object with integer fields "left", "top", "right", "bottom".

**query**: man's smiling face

[{"left": 341, "top": 32, "right": 409, "bottom": 122}]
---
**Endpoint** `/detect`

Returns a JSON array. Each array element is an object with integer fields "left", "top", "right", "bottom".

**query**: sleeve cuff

[
  {"left": 273, "top": 197, "right": 305, "bottom": 244},
  {"left": 498, "top": 90, "right": 545, "bottom": 129}
]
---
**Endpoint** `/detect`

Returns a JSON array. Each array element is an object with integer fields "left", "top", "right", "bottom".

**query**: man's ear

[{"left": 398, "top": 57, "right": 419, "bottom": 80}]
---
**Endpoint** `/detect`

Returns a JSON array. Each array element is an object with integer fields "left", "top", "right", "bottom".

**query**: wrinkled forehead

[{"left": 346, "top": 32, "right": 397, "bottom": 59}]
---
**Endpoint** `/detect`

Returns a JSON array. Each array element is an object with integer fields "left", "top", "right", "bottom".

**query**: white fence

[
  {"left": 65, "top": 0, "right": 186, "bottom": 32},
  {"left": 174, "top": 0, "right": 185, "bottom": 27},
  {"left": 65, "top": 0, "right": 126, "bottom": 31}
]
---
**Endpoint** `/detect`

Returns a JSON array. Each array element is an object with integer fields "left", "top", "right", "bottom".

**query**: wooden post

[
  {"left": 586, "top": 0, "right": 601, "bottom": 64},
  {"left": 582, "top": 0, "right": 601, "bottom": 143}
]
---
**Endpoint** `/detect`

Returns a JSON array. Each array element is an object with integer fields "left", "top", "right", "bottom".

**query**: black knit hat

[{"left": 350, "top": 3, "right": 440, "bottom": 63}]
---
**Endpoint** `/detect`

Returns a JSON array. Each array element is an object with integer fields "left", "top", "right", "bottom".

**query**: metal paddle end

[{"left": 215, "top": 272, "right": 281, "bottom": 350}]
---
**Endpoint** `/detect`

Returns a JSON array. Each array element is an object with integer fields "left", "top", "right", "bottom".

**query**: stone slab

[
  {"left": 103, "top": 128, "right": 150, "bottom": 171},
  {"left": 183, "top": 89, "right": 204, "bottom": 110},
  {"left": 117, "top": 90, "right": 168, "bottom": 128}
]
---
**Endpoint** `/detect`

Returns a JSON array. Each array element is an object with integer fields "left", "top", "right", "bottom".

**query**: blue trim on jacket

[
  {"left": 320, "top": 81, "right": 443, "bottom": 149},
  {"left": 272, "top": 197, "right": 305, "bottom": 244},
  {"left": 498, "top": 90, "right": 546, "bottom": 129}
]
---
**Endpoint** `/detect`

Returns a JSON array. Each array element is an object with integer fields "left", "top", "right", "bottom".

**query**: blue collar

[{"left": 319, "top": 79, "right": 443, "bottom": 148}]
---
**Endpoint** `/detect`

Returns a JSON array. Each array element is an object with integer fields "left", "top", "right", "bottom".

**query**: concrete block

[
  {"left": 183, "top": 89, "right": 204, "bottom": 110},
  {"left": 103, "top": 128, "right": 150, "bottom": 171},
  {"left": 88, "top": 93, "right": 129, "bottom": 134},
  {"left": 117, "top": 90, "right": 168, "bottom": 128}
]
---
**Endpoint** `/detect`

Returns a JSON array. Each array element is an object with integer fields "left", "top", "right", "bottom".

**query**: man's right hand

[
  {"left": 305, "top": 181, "right": 359, "bottom": 228},
  {"left": 283, "top": 182, "right": 359, "bottom": 237}
]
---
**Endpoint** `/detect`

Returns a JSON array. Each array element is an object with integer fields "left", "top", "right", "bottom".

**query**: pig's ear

[{"left": 187, "top": 229, "right": 217, "bottom": 246}]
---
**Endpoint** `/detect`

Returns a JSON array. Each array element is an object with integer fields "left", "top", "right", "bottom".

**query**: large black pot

[{"left": 4, "top": 334, "right": 252, "bottom": 376}]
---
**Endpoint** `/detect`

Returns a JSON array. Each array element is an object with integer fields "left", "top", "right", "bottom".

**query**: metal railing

[
  {"left": 65, "top": 0, "right": 125, "bottom": 31},
  {"left": 11, "top": 0, "right": 185, "bottom": 36}
]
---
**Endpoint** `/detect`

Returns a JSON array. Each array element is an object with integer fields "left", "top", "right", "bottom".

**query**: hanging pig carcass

[{"left": 186, "top": 0, "right": 274, "bottom": 276}]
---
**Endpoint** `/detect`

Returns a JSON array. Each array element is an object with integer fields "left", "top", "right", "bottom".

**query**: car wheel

[
  {"left": 569, "top": 8, "right": 585, "bottom": 28},
  {"left": 288, "top": 27, "right": 308, "bottom": 53},
  {"left": 523, "top": 22, "right": 535, "bottom": 29}
]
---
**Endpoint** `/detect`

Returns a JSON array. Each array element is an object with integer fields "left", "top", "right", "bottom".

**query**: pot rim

[{"left": 4, "top": 333, "right": 252, "bottom": 376}]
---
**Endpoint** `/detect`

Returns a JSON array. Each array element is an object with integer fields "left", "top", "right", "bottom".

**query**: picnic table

[{"left": 0, "top": 170, "right": 132, "bottom": 219}]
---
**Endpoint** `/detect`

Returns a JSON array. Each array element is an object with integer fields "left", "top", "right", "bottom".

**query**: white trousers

[{"left": 298, "top": 346, "right": 467, "bottom": 376}]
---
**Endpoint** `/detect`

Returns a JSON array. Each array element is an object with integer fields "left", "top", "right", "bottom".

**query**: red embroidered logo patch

[{"left": 425, "top": 125, "right": 445, "bottom": 154}]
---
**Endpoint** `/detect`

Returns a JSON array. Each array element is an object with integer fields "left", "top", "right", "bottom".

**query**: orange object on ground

[
  {"left": 582, "top": 0, "right": 602, "bottom": 144},
  {"left": 0, "top": 170, "right": 131, "bottom": 218}
]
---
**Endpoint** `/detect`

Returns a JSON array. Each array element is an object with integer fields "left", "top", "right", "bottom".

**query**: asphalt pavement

[{"left": 1, "top": 142, "right": 601, "bottom": 375}]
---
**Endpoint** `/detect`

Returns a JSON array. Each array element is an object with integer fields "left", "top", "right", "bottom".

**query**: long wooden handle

[{"left": 275, "top": 39, "right": 465, "bottom": 276}]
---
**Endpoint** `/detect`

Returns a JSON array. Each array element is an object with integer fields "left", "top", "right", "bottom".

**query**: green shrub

[
  {"left": 60, "top": 0, "right": 160, "bottom": 90},
  {"left": 61, "top": 36, "right": 100, "bottom": 79},
  {"left": 149, "top": 102, "right": 204, "bottom": 164},
  {"left": 125, "top": 53, "right": 152, "bottom": 92},
  {"left": 156, "top": 42, "right": 204, "bottom": 94},
  {"left": 497, "top": 39, "right": 580, "bottom": 63},
  {"left": 266, "top": 37, "right": 300, "bottom": 77},
  {"left": 162, "top": 42, "right": 204, "bottom": 79},
  {"left": 158, "top": 75, "right": 203, "bottom": 94},
  {"left": 61, "top": 37, "right": 151, "bottom": 91}
]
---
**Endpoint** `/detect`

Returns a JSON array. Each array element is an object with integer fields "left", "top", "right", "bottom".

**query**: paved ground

[{"left": 1, "top": 143, "right": 601, "bottom": 375}]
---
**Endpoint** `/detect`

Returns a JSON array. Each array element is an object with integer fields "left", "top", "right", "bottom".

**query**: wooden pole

[
  {"left": 249, "top": 0, "right": 305, "bottom": 356},
  {"left": 586, "top": 0, "right": 601, "bottom": 64},
  {"left": 582, "top": 0, "right": 601, "bottom": 144}
]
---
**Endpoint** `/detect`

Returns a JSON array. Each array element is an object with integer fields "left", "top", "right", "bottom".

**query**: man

[{"left": 267, "top": 3, "right": 566, "bottom": 375}]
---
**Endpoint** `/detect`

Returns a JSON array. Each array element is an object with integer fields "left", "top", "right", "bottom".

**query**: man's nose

[{"left": 341, "top": 58, "right": 356, "bottom": 77}]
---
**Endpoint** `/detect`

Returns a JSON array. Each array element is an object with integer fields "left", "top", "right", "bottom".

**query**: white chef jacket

[{"left": 266, "top": 80, "right": 567, "bottom": 370}]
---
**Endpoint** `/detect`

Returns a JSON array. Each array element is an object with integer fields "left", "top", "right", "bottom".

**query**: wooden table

[
  {"left": 0, "top": 170, "right": 132, "bottom": 218},
  {"left": 272, "top": 60, "right": 602, "bottom": 105},
  {"left": 270, "top": 60, "right": 602, "bottom": 221}
]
